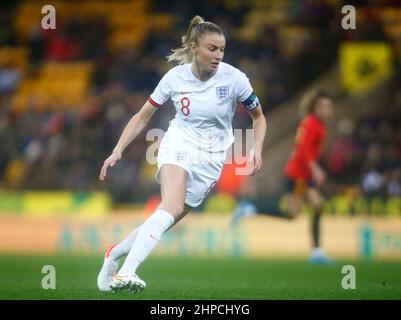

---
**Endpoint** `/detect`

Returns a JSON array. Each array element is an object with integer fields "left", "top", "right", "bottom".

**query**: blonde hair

[
  {"left": 167, "top": 15, "right": 224, "bottom": 65},
  {"left": 299, "top": 89, "right": 332, "bottom": 117}
]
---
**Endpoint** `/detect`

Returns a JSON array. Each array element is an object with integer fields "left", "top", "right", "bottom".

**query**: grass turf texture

[{"left": 0, "top": 255, "right": 400, "bottom": 299}]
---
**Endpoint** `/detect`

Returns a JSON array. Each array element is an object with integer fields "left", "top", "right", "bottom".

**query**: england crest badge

[{"left": 216, "top": 86, "right": 229, "bottom": 101}]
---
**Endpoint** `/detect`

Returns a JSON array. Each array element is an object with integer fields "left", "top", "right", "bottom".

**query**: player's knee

[
  {"left": 310, "top": 198, "right": 325, "bottom": 211},
  {"left": 284, "top": 202, "right": 301, "bottom": 219},
  {"left": 286, "top": 210, "right": 299, "bottom": 220}
]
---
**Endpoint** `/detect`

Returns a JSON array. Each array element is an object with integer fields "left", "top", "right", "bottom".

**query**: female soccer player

[
  {"left": 97, "top": 15, "right": 266, "bottom": 293},
  {"left": 231, "top": 89, "right": 334, "bottom": 264}
]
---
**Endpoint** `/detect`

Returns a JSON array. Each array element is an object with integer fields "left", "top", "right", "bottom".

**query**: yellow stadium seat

[
  {"left": 150, "top": 14, "right": 175, "bottom": 32},
  {"left": 0, "top": 47, "right": 28, "bottom": 71}
]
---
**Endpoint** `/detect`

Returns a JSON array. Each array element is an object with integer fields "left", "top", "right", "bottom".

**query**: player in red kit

[
  {"left": 285, "top": 106, "right": 327, "bottom": 188},
  {"left": 231, "top": 89, "right": 334, "bottom": 264}
]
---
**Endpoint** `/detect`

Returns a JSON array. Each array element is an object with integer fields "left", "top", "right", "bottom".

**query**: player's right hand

[
  {"left": 312, "top": 166, "right": 326, "bottom": 187},
  {"left": 99, "top": 151, "right": 122, "bottom": 181}
]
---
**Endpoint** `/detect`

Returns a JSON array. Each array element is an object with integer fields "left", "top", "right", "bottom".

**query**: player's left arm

[
  {"left": 248, "top": 106, "right": 267, "bottom": 175},
  {"left": 236, "top": 70, "right": 266, "bottom": 175}
]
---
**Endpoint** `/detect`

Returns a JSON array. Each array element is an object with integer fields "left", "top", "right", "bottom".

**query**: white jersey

[{"left": 149, "top": 62, "right": 259, "bottom": 153}]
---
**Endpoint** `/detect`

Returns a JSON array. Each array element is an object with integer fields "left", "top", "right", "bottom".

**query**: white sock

[
  {"left": 107, "top": 226, "right": 141, "bottom": 261},
  {"left": 117, "top": 209, "right": 175, "bottom": 275}
]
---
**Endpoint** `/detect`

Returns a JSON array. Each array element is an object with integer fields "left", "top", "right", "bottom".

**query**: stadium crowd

[
  {"left": 0, "top": 0, "right": 399, "bottom": 206},
  {"left": 324, "top": 89, "right": 401, "bottom": 199}
]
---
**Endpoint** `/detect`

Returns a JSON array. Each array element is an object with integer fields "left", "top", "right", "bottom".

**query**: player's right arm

[
  {"left": 309, "top": 161, "right": 326, "bottom": 187},
  {"left": 99, "top": 101, "right": 157, "bottom": 180}
]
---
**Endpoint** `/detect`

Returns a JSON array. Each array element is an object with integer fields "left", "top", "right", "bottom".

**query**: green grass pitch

[{"left": 0, "top": 254, "right": 400, "bottom": 299}]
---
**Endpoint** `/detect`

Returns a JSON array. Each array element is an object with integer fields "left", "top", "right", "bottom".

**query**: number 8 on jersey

[{"left": 180, "top": 97, "right": 190, "bottom": 116}]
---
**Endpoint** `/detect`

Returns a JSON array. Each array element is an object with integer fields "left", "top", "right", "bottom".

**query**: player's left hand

[{"left": 249, "top": 148, "right": 262, "bottom": 175}]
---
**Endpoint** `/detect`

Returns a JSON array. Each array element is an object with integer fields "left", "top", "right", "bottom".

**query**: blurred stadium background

[{"left": 0, "top": 0, "right": 401, "bottom": 299}]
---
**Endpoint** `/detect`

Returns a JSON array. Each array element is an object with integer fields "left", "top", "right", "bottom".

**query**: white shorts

[{"left": 155, "top": 132, "right": 226, "bottom": 208}]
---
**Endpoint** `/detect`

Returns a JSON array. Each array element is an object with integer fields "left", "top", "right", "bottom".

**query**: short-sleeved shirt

[
  {"left": 284, "top": 115, "right": 326, "bottom": 180},
  {"left": 148, "top": 62, "right": 260, "bottom": 153}
]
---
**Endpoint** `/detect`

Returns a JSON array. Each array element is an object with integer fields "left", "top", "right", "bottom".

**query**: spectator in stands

[
  {"left": 325, "top": 118, "right": 362, "bottom": 184},
  {"left": 0, "top": 63, "right": 21, "bottom": 94},
  {"left": 361, "top": 163, "right": 385, "bottom": 198},
  {"left": 387, "top": 169, "right": 401, "bottom": 198}
]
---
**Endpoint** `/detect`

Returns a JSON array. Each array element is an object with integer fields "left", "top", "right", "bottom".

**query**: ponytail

[{"left": 167, "top": 15, "right": 223, "bottom": 65}]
